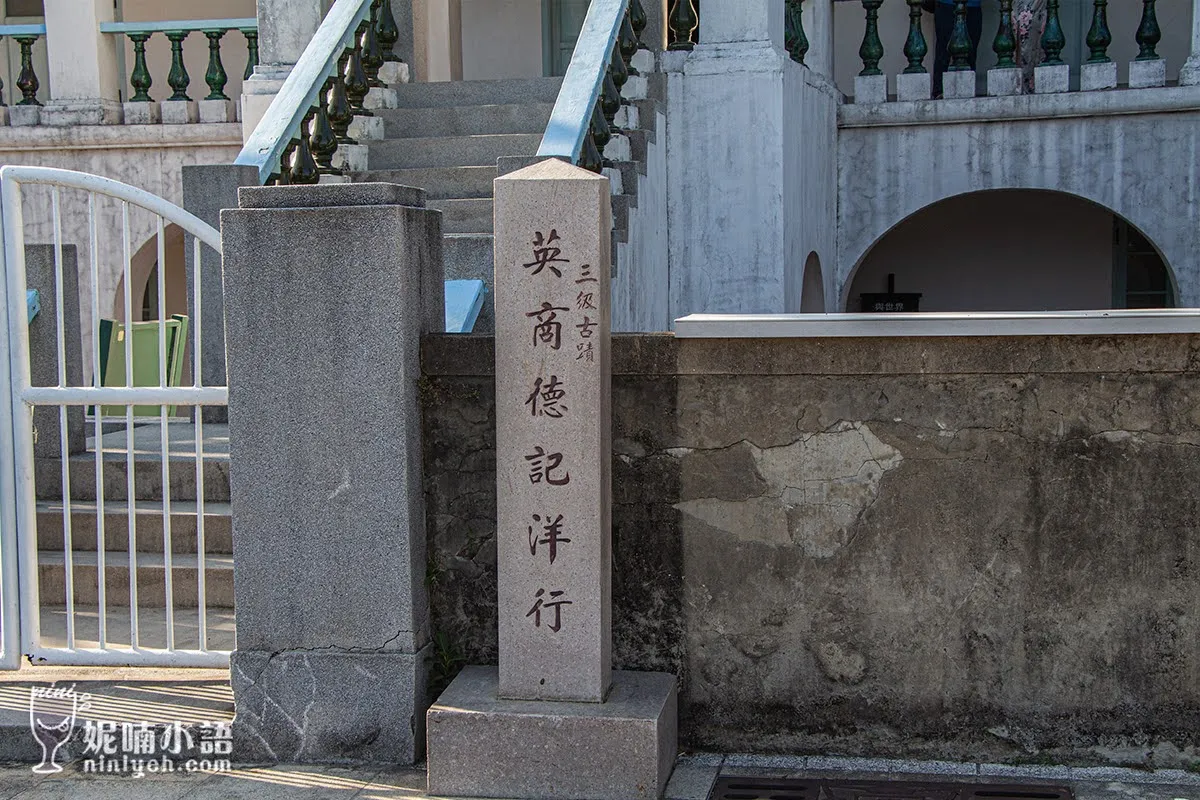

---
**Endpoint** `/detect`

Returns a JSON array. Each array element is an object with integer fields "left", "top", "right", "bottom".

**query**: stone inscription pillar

[
  {"left": 426, "top": 160, "right": 677, "bottom": 800},
  {"left": 494, "top": 159, "right": 613, "bottom": 703}
]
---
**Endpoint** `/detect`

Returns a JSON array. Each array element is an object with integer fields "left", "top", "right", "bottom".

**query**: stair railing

[
  {"left": 236, "top": 0, "right": 402, "bottom": 185},
  {"left": 536, "top": 0, "right": 645, "bottom": 172}
]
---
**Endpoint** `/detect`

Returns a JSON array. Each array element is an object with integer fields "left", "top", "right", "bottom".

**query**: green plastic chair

[{"left": 96, "top": 314, "right": 190, "bottom": 417}]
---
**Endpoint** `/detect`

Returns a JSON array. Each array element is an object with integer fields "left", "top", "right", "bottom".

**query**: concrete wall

[
  {"left": 837, "top": 93, "right": 1200, "bottom": 308},
  {"left": 0, "top": 124, "right": 242, "bottom": 382},
  {"left": 460, "top": 0, "right": 542, "bottom": 80},
  {"left": 848, "top": 190, "right": 1115, "bottom": 312},
  {"left": 613, "top": 110, "right": 671, "bottom": 332},
  {"left": 422, "top": 332, "right": 1200, "bottom": 767},
  {"left": 832, "top": 0, "right": 1192, "bottom": 98}
]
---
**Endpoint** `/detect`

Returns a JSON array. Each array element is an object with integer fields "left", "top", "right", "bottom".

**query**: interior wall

[
  {"left": 119, "top": 0, "right": 256, "bottom": 105},
  {"left": 461, "top": 0, "right": 542, "bottom": 80},
  {"left": 848, "top": 191, "right": 1115, "bottom": 312}
]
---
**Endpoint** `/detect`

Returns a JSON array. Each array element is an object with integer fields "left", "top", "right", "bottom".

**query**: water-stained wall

[{"left": 422, "top": 333, "right": 1200, "bottom": 767}]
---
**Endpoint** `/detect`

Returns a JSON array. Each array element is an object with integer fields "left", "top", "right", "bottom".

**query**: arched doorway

[
  {"left": 844, "top": 190, "right": 1177, "bottom": 312},
  {"left": 800, "top": 253, "right": 825, "bottom": 313},
  {"left": 112, "top": 224, "right": 189, "bottom": 322}
]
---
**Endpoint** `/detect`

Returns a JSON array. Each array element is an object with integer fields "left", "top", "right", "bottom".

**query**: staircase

[{"left": 349, "top": 66, "right": 661, "bottom": 333}]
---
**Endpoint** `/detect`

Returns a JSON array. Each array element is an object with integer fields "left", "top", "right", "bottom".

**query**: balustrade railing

[
  {"left": 0, "top": 25, "right": 47, "bottom": 108},
  {"left": 837, "top": 0, "right": 1178, "bottom": 101},
  {"left": 536, "top": 0, "right": 649, "bottom": 171},
  {"left": 236, "top": 0, "right": 404, "bottom": 185},
  {"left": 99, "top": 19, "right": 257, "bottom": 106}
]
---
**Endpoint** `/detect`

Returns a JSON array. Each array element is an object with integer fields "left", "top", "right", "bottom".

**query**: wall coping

[
  {"left": 838, "top": 84, "right": 1200, "bottom": 128},
  {"left": 0, "top": 124, "right": 242, "bottom": 152},
  {"left": 674, "top": 310, "right": 1200, "bottom": 339}
]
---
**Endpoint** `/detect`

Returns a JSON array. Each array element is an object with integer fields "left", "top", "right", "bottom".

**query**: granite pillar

[
  {"left": 41, "top": 0, "right": 123, "bottom": 125},
  {"left": 25, "top": 245, "right": 85, "bottom": 460},
  {"left": 222, "top": 182, "right": 442, "bottom": 764},
  {"left": 426, "top": 160, "right": 677, "bottom": 799},
  {"left": 182, "top": 165, "right": 259, "bottom": 424}
]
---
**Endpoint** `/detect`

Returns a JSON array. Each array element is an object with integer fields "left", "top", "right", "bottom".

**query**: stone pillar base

[
  {"left": 232, "top": 648, "right": 428, "bottom": 764},
  {"left": 365, "top": 86, "right": 399, "bottom": 110},
  {"left": 379, "top": 61, "right": 410, "bottom": 85},
  {"left": 1181, "top": 55, "right": 1200, "bottom": 86},
  {"left": 986, "top": 67, "right": 1022, "bottom": 96},
  {"left": 348, "top": 115, "right": 385, "bottom": 141},
  {"left": 853, "top": 74, "right": 887, "bottom": 104},
  {"left": 240, "top": 65, "right": 292, "bottom": 142},
  {"left": 1130, "top": 58, "right": 1166, "bottom": 89},
  {"left": 9, "top": 106, "right": 40, "bottom": 126},
  {"left": 199, "top": 99, "right": 237, "bottom": 123},
  {"left": 1034, "top": 63, "right": 1070, "bottom": 94},
  {"left": 1081, "top": 61, "right": 1117, "bottom": 91},
  {"left": 896, "top": 72, "right": 931, "bottom": 102},
  {"left": 333, "top": 143, "right": 369, "bottom": 172},
  {"left": 123, "top": 101, "right": 161, "bottom": 124},
  {"left": 943, "top": 69, "right": 976, "bottom": 99},
  {"left": 428, "top": 666, "right": 678, "bottom": 800},
  {"left": 161, "top": 100, "right": 199, "bottom": 124},
  {"left": 41, "top": 99, "right": 123, "bottom": 126}
]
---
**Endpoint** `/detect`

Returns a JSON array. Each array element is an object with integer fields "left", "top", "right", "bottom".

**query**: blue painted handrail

[
  {"left": 537, "top": 0, "right": 630, "bottom": 162},
  {"left": 0, "top": 24, "right": 46, "bottom": 37},
  {"left": 235, "top": 0, "right": 373, "bottom": 185},
  {"left": 100, "top": 18, "right": 256, "bottom": 34},
  {"left": 26, "top": 290, "right": 39, "bottom": 324}
]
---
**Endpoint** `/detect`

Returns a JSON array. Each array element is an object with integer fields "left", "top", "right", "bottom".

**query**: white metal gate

[{"left": 1, "top": 166, "right": 230, "bottom": 668}]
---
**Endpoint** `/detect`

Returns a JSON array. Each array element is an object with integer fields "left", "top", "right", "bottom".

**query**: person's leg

[
  {"left": 966, "top": 6, "right": 984, "bottom": 70},
  {"left": 933, "top": 4, "right": 954, "bottom": 96}
]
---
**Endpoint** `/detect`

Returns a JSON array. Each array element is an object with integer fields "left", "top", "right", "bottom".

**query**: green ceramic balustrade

[
  {"left": 1041, "top": 0, "right": 1066, "bottom": 65},
  {"left": 1086, "top": 0, "right": 1112, "bottom": 63},
  {"left": 100, "top": 19, "right": 257, "bottom": 104},
  {"left": 785, "top": 0, "right": 809, "bottom": 66},
  {"left": 0, "top": 25, "right": 45, "bottom": 107},
  {"left": 1136, "top": 0, "right": 1161, "bottom": 61},
  {"left": 668, "top": 0, "right": 698, "bottom": 51},
  {"left": 993, "top": 0, "right": 1016, "bottom": 68},
  {"left": 904, "top": 0, "right": 928, "bottom": 74},
  {"left": 947, "top": 0, "right": 972, "bottom": 70}
]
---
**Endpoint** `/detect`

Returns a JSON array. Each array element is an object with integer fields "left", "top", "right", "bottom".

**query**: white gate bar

[
  {"left": 194, "top": 237, "right": 208, "bottom": 651},
  {"left": 25, "top": 648, "right": 229, "bottom": 668},
  {"left": 21, "top": 387, "right": 230, "bottom": 405},
  {"left": 88, "top": 191, "right": 107, "bottom": 650},
  {"left": 121, "top": 200, "right": 139, "bottom": 651},
  {"left": 52, "top": 188, "right": 76, "bottom": 650},
  {"left": 0, "top": 181, "right": 21, "bottom": 670},
  {"left": 155, "top": 217, "right": 176, "bottom": 652}
]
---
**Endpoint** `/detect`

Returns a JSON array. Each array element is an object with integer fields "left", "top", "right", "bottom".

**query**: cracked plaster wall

[{"left": 421, "top": 333, "right": 1200, "bottom": 767}]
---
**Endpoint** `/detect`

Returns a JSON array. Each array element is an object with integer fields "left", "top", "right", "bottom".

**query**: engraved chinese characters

[{"left": 494, "top": 160, "right": 613, "bottom": 703}]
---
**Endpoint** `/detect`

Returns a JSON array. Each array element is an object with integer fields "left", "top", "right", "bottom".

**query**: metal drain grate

[{"left": 710, "top": 778, "right": 1075, "bottom": 800}]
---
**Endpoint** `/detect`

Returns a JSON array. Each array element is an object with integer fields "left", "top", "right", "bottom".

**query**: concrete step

[
  {"left": 376, "top": 102, "right": 554, "bottom": 138},
  {"left": 38, "top": 550, "right": 235, "bottom": 609},
  {"left": 368, "top": 133, "right": 542, "bottom": 170},
  {"left": 352, "top": 166, "right": 497, "bottom": 200},
  {"left": 392, "top": 77, "right": 562, "bottom": 108},
  {"left": 35, "top": 455, "right": 231, "bottom": 503},
  {"left": 36, "top": 500, "right": 233, "bottom": 554},
  {"left": 444, "top": 234, "right": 495, "bottom": 333},
  {"left": 431, "top": 198, "right": 494, "bottom": 234}
]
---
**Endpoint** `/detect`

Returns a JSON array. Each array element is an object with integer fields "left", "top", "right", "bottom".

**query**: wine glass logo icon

[{"left": 28, "top": 686, "right": 88, "bottom": 775}]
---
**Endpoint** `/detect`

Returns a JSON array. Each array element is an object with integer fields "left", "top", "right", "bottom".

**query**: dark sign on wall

[{"left": 860, "top": 273, "right": 922, "bottom": 313}]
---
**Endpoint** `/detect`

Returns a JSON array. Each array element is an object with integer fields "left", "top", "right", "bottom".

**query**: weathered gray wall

[{"left": 423, "top": 333, "right": 1200, "bottom": 767}]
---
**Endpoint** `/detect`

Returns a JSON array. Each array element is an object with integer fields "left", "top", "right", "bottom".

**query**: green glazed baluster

[
  {"left": 785, "top": 0, "right": 809, "bottom": 66},
  {"left": 1136, "top": 0, "right": 1160, "bottom": 60},
  {"left": 1086, "top": 0, "right": 1111, "bottom": 63},
  {"left": 362, "top": 4, "right": 385, "bottom": 87},
  {"left": 345, "top": 36, "right": 372, "bottom": 116},
  {"left": 948, "top": 0, "right": 972, "bottom": 70},
  {"left": 630, "top": 0, "right": 648, "bottom": 48},
  {"left": 311, "top": 83, "right": 341, "bottom": 175},
  {"left": 580, "top": 119, "right": 604, "bottom": 173},
  {"left": 329, "top": 55, "right": 354, "bottom": 143},
  {"left": 15, "top": 36, "right": 40, "bottom": 106},
  {"left": 203, "top": 29, "right": 229, "bottom": 101},
  {"left": 904, "top": 0, "right": 928, "bottom": 73},
  {"left": 859, "top": 0, "right": 884, "bottom": 77},
  {"left": 0, "top": 37, "right": 6, "bottom": 106},
  {"left": 591, "top": 99, "right": 612, "bottom": 160},
  {"left": 1042, "top": 0, "right": 1065, "bottom": 65},
  {"left": 166, "top": 31, "right": 191, "bottom": 101},
  {"left": 619, "top": 13, "right": 639, "bottom": 74},
  {"left": 128, "top": 32, "right": 154, "bottom": 102},
  {"left": 668, "top": 0, "right": 698, "bottom": 51},
  {"left": 993, "top": 0, "right": 1016, "bottom": 68},
  {"left": 610, "top": 40, "right": 629, "bottom": 95},
  {"left": 243, "top": 29, "right": 259, "bottom": 81},
  {"left": 601, "top": 65, "right": 621, "bottom": 128},
  {"left": 279, "top": 141, "right": 297, "bottom": 185},
  {"left": 290, "top": 115, "right": 321, "bottom": 185},
  {"left": 378, "top": 0, "right": 402, "bottom": 62}
]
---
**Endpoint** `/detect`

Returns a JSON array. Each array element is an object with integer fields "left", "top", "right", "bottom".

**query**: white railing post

[
  {"left": 805, "top": 0, "right": 835, "bottom": 78},
  {"left": 241, "top": 0, "right": 326, "bottom": 142},
  {"left": 1181, "top": 0, "right": 1200, "bottom": 85},
  {"left": 41, "top": 0, "right": 122, "bottom": 125}
]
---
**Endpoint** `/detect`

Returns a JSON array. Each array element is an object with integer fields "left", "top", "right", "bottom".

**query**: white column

[
  {"left": 423, "top": 0, "right": 462, "bottom": 82},
  {"left": 242, "top": 0, "right": 325, "bottom": 142},
  {"left": 804, "top": 0, "right": 835, "bottom": 79},
  {"left": 1181, "top": 0, "right": 1200, "bottom": 85},
  {"left": 41, "top": 0, "right": 122, "bottom": 124},
  {"left": 700, "top": 0, "right": 786, "bottom": 50}
]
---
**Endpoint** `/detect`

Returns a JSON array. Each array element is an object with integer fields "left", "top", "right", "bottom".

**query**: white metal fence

[{"left": 1, "top": 166, "right": 231, "bottom": 668}]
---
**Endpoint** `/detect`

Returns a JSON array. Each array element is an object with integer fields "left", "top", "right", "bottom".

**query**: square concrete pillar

[
  {"left": 854, "top": 74, "right": 888, "bottom": 104},
  {"left": 699, "top": 0, "right": 785, "bottom": 49},
  {"left": 25, "top": 245, "right": 85, "bottom": 460},
  {"left": 897, "top": 72, "right": 931, "bottom": 102},
  {"left": 1081, "top": 61, "right": 1117, "bottom": 91},
  {"left": 1129, "top": 58, "right": 1166, "bottom": 89},
  {"left": 987, "top": 67, "right": 1022, "bottom": 96},
  {"left": 1034, "top": 63, "right": 1070, "bottom": 94},
  {"left": 943, "top": 69, "right": 976, "bottom": 99},
  {"left": 42, "top": 0, "right": 122, "bottom": 123},
  {"left": 222, "top": 182, "right": 443, "bottom": 764}
]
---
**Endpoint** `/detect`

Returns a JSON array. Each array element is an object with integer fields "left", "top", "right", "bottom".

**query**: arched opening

[
  {"left": 800, "top": 252, "right": 825, "bottom": 313},
  {"left": 112, "top": 224, "right": 188, "bottom": 322},
  {"left": 845, "top": 190, "right": 1176, "bottom": 312}
]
